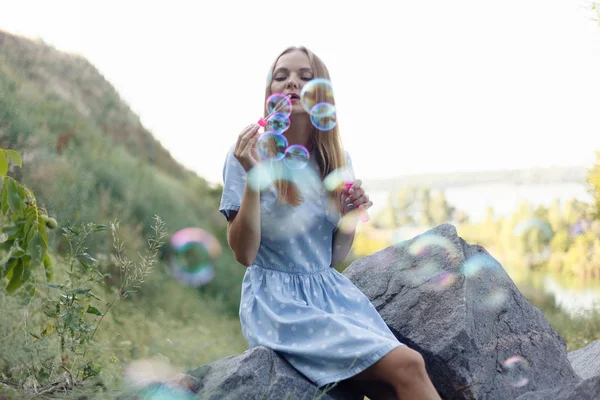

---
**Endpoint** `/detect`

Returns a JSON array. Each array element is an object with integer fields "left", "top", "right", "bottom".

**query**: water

[
  {"left": 369, "top": 183, "right": 594, "bottom": 223},
  {"left": 366, "top": 183, "right": 600, "bottom": 348}
]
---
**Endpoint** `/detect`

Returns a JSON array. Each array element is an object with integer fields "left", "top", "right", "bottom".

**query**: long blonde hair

[{"left": 264, "top": 46, "right": 347, "bottom": 213}]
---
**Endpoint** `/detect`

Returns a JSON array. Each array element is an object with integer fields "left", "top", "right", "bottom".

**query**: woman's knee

[{"left": 394, "top": 347, "right": 427, "bottom": 383}]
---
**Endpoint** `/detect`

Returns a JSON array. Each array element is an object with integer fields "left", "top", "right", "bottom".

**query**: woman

[{"left": 219, "top": 46, "right": 441, "bottom": 400}]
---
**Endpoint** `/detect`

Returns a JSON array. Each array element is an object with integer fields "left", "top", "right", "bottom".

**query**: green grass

[{"left": 0, "top": 255, "right": 249, "bottom": 399}]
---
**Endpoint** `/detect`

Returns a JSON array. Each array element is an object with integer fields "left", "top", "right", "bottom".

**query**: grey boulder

[
  {"left": 186, "top": 346, "right": 361, "bottom": 400},
  {"left": 516, "top": 375, "right": 600, "bottom": 400},
  {"left": 568, "top": 338, "right": 600, "bottom": 380},
  {"left": 342, "top": 224, "right": 580, "bottom": 399}
]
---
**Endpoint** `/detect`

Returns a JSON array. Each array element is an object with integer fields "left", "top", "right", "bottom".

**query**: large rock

[
  {"left": 342, "top": 224, "right": 580, "bottom": 399},
  {"left": 516, "top": 376, "right": 600, "bottom": 400},
  {"left": 568, "top": 338, "right": 600, "bottom": 380},
  {"left": 186, "top": 346, "right": 361, "bottom": 400}
]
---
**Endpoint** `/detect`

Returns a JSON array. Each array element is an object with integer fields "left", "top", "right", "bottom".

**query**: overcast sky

[{"left": 2, "top": 0, "right": 600, "bottom": 185}]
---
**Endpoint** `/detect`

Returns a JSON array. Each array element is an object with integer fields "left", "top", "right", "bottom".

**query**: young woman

[{"left": 219, "top": 46, "right": 441, "bottom": 400}]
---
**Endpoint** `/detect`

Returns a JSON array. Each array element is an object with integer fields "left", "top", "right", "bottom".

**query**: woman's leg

[
  {"left": 344, "top": 379, "right": 397, "bottom": 400},
  {"left": 348, "top": 346, "right": 441, "bottom": 400}
]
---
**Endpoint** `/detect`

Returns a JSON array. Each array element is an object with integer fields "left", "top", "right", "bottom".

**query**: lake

[
  {"left": 365, "top": 182, "right": 600, "bottom": 348},
  {"left": 369, "top": 182, "right": 594, "bottom": 223}
]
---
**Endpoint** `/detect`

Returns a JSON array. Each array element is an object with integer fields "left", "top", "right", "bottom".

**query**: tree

[{"left": 587, "top": 150, "right": 600, "bottom": 219}]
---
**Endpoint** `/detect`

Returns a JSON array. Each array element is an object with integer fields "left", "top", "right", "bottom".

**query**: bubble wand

[
  {"left": 344, "top": 183, "right": 370, "bottom": 222},
  {"left": 257, "top": 94, "right": 292, "bottom": 128}
]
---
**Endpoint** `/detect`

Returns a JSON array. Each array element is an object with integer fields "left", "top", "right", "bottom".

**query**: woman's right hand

[{"left": 234, "top": 123, "right": 261, "bottom": 172}]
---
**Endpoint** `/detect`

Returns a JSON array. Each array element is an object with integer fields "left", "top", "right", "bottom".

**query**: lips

[{"left": 287, "top": 93, "right": 300, "bottom": 100}]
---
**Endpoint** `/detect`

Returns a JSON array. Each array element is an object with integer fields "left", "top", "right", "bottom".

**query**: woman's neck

[{"left": 284, "top": 113, "right": 314, "bottom": 151}]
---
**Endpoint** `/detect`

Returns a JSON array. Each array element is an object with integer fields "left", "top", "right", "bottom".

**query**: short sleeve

[{"left": 219, "top": 146, "right": 247, "bottom": 221}]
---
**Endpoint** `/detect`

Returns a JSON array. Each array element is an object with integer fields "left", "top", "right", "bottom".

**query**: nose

[{"left": 286, "top": 75, "right": 300, "bottom": 89}]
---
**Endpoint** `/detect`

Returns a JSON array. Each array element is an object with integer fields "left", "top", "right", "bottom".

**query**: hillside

[{"left": 0, "top": 29, "right": 243, "bottom": 314}]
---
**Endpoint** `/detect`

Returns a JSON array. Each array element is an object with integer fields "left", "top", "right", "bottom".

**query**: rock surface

[
  {"left": 516, "top": 375, "right": 600, "bottom": 400},
  {"left": 342, "top": 224, "right": 580, "bottom": 399},
  {"left": 169, "top": 224, "right": 587, "bottom": 399},
  {"left": 567, "top": 338, "right": 600, "bottom": 380},
  {"left": 186, "top": 346, "right": 360, "bottom": 400}
]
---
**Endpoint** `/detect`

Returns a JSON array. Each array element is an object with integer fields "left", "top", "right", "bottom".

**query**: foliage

[{"left": 0, "top": 148, "right": 56, "bottom": 294}]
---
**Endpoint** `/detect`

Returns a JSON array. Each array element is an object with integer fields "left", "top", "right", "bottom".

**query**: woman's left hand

[{"left": 341, "top": 179, "right": 373, "bottom": 216}]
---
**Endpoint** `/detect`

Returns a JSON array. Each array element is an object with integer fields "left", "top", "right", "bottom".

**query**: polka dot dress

[{"left": 219, "top": 146, "right": 404, "bottom": 387}]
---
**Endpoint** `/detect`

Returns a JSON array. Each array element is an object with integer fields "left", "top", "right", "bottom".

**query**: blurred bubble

[
  {"left": 169, "top": 228, "right": 220, "bottom": 287},
  {"left": 323, "top": 167, "right": 354, "bottom": 192},
  {"left": 408, "top": 234, "right": 459, "bottom": 260},
  {"left": 483, "top": 288, "right": 508, "bottom": 309},
  {"left": 461, "top": 253, "right": 502, "bottom": 278},
  {"left": 427, "top": 271, "right": 458, "bottom": 291},
  {"left": 513, "top": 218, "right": 553, "bottom": 241},
  {"left": 266, "top": 93, "right": 292, "bottom": 117},
  {"left": 247, "top": 160, "right": 323, "bottom": 238},
  {"left": 124, "top": 358, "right": 179, "bottom": 389},
  {"left": 300, "top": 78, "right": 335, "bottom": 114},
  {"left": 336, "top": 211, "right": 363, "bottom": 234},
  {"left": 140, "top": 385, "right": 195, "bottom": 400},
  {"left": 266, "top": 70, "right": 273, "bottom": 89},
  {"left": 283, "top": 144, "right": 310, "bottom": 170},
  {"left": 257, "top": 132, "right": 288, "bottom": 161},
  {"left": 405, "top": 261, "right": 442, "bottom": 286},
  {"left": 502, "top": 356, "right": 530, "bottom": 387},
  {"left": 265, "top": 113, "right": 290, "bottom": 134},
  {"left": 569, "top": 218, "right": 592, "bottom": 237},
  {"left": 310, "top": 102, "right": 337, "bottom": 131}
]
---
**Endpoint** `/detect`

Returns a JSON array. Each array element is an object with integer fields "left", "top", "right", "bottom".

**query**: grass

[{"left": 0, "top": 255, "right": 249, "bottom": 399}]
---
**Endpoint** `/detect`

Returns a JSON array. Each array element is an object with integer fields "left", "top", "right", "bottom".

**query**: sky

[{"left": 1, "top": 0, "right": 600, "bottom": 186}]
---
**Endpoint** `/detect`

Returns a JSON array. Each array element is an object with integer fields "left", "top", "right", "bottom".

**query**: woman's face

[{"left": 270, "top": 50, "right": 314, "bottom": 114}]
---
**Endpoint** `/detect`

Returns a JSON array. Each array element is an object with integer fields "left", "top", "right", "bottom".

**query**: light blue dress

[{"left": 219, "top": 145, "right": 404, "bottom": 387}]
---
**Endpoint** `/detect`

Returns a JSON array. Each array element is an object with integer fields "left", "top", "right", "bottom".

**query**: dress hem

[{"left": 313, "top": 342, "right": 405, "bottom": 388}]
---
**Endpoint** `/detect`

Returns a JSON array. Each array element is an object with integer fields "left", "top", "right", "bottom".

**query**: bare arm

[
  {"left": 331, "top": 222, "right": 357, "bottom": 266},
  {"left": 330, "top": 179, "right": 372, "bottom": 267},
  {"left": 226, "top": 123, "right": 263, "bottom": 267},
  {"left": 227, "top": 182, "right": 261, "bottom": 267}
]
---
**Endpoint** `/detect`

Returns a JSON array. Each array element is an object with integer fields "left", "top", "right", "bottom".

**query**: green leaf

[
  {"left": 86, "top": 306, "right": 103, "bottom": 316},
  {"left": 28, "top": 331, "right": 41, "bottom": 340},
  {"left": 6, "top": 259, "right": 24, "bottom": 293},
  {"left": 3, "top": 258, "right": 17, "bottom": 279},
  {"left": 26, "top": 231, "right": 43, "bottom": 268},
  {"left": 44, "top": 283, "right": 62, "bottom": 289},
  {"left": 2, "top": 225, "right": 21, "bottom": 238},
  {"left": 71, "top": 288, "right": 91, "bottom": 295},
  {"left": 43, "top": 254, "right": 54, "bottom": 281},
  {"left": 5, "top": 150, "right": 22, "bottom": 168},
  {"left": 92, "top": 224, "right": 109, "bottom": 232},
  {"left": 6, "top": 178, "right": 23, "bottom": 214},
  {"left": 1, "top": 177, "right": 9, "bottom": 215},
  {"left": 0, "top": 150, "right": 7, "bottom": 177}
]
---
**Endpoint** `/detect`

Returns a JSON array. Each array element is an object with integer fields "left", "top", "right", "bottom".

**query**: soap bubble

[
  {"left": 408, "top": 234, "right": 459, "bottom": 261},
  {"left": 247, "top": 161, "right": 323, "bottom": 238},
  {"left": 502, "top": 356, "right": 530, "bottom": 388},
  {"left": 123, "top": 358, "right": 179, "bottom": 389},
  {"left": 283, "top": 144, "right": 310, "bottom": 169},
  {"left": 266, "top": 70, "right": 273, "bottom": 89},
  {"left": 427, "top": 271, "right": 458, "bottom": 291},
  {"left": 265, "top": 113, "right": 290, "bottom": 134},
  {"left": 266, "top": 93, "right": 292, "bottom": 117},
  {"left": 483, "top": 288, "right": 508, "bottom": 309},
  {"left": 513, "top": 218, "right": 553, "bottom": 240},
  {"left": 323, "top": 167, "right": 354, "bottom": 192},
  {"left": 169, "top": 228, "right": 220, "bottom": 287},
  {"left": 257, "top": 132, "right": 288, "bottom": 161},
  {"left": 310, "top": 102, "right": 337, "bottom": 131},
  {"left": 300, "top": 78, "right": 334, "bottom": 114},
  {"left": 461, "top": 253, "right": 502, "bottom": 278}
]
